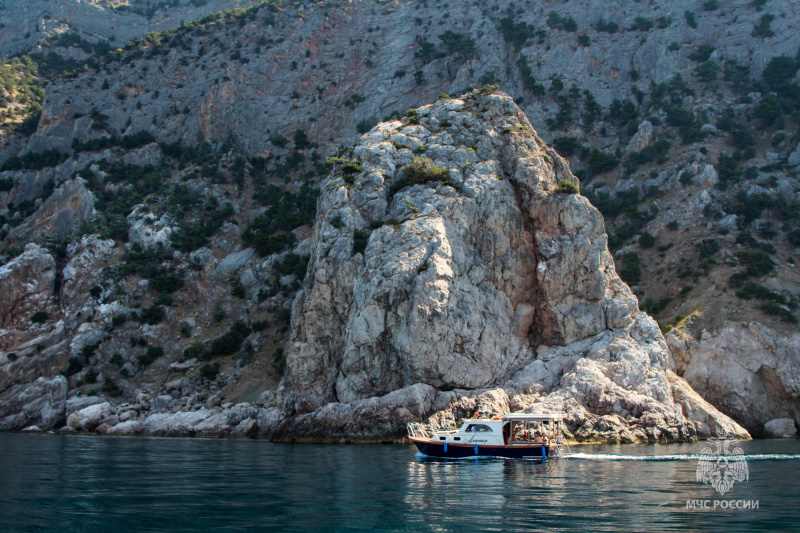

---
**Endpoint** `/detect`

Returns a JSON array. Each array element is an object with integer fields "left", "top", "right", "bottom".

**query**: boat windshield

[{"left": 464, "top": 424, "right": 493, "bottom": 432}]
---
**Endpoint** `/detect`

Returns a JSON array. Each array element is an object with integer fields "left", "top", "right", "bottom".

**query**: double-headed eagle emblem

[{"left": 696, "top": 435, "right": 749, "bottom": 495}]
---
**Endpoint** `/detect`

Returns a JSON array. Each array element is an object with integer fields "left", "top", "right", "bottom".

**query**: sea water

[{"left": 0, "top": 434, "right": 799, "bottom": 532}]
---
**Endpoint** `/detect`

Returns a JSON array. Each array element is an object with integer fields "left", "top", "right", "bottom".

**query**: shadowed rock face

[
  {"left": 277, "top": 91, "right": 747, "bottom": 443},
  {"left": 668, "top": 322, "right": 800, "bottom": 436}
]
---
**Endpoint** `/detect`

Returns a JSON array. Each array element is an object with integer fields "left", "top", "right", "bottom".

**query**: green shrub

[
  {"left": 137, "top": 346, "right": 164, "bottom": 366},
  {"left": 548, "top": 12, "right": 578, "bottom": 32},
  {"left": 152, "top": 294, "right": 172, "bottom": 308},
  {"left": 407, "top": 108, "right": 420, "bottom": 125},
  {"left": 109, "top": 353, "right": 123, "bottom": 366},
  {"left": 274, "top": 252, "right": 310, "bottom": 279},
  {"left": 666, "top": 220, "right": 679, "bottom": 231},
  {"left": 402, "top": 157, "right": 450, "bottom": 184},
  {"left": 629, "top": 17, "right": 653, "bottom": 31},
  {"left": 556, "top": 180, "right": 579, "bottom": 194},
  {"left": 688, "top": 44, "right": 715, "bottom": 62},
  {"left": 272, "top": 347, "right": 286, "bottom": 374},
  {"left": 30, "top": 311, "right": 49, "bottom": 323},
  {"left": 207, "top": 320, "right": 251, "bottom": 358},
  {"left": 231, "top": 278, "right": 246, "bottom": 299},
  {"left": 760, "top": 301, "right": 797, "bottom": 323},
  {"left": 102, "top": 378, "right": 121, "bottom": 395},
  {"left": 139, "top": 305, "right": 164, "bottom": 325},
  {"left": 81, "top": 342, "right": 101, "bottom": 359},
  {"left": 62, "top": 357, "right": 84, "bottom": 377},
  {"left": 752, "top": 14, "right": 775, "bottom": 37},
  {"left": 639, "top": 231, "right": 656, "bottom": 248},
  {"left": 83, "top": 368, "right": 97, "bottom": 384},
  {"left": 595, "top": 20, "right": 619, "bottom": 33},
  {"left": 352, "top": 229, "right": 369, "bottom": 255},
  {"left": 738, "top": 249, "right": 774, "bottom": 277},
  {"left": 438, "top": 31, "right": 476, "bottom": 59},
  {"left": 788, "top": 229, "right": 800, "bottom": 247},
  {"left": 199, "top": 362, "right": 221, "bottom": 380},
  {"left": 7, "top": 353, "right": 17, "bottom": 362},
  {"left": 588, "top": 149, "right": 619, "bottom": 174},
  {"left": 552, "top": 137, "right": 579, "bottom": 156},
  {"left": 619, "top": 252, "right": 642, "bottom": 285},
  {"left": 184, "top": 341, "right": 206, "bottom": 361}
]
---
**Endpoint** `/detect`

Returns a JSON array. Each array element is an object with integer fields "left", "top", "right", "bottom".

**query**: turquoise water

[{"left": 1, "top": 434, "right": 799, "bottom": 532}]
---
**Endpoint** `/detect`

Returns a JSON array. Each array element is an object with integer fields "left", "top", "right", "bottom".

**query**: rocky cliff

[{"left": 275, "top": 89, "right": 746, "bottom": 443}]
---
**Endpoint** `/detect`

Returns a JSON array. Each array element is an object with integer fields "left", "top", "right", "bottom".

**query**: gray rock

[
  {"left": 625, "top": 121, "right": 653, "bottom": 153},
  {"left": 65, "top": 396, "right": 106, "bottom": 414},
  {"left": 189, "top": 248, "right": 213, "bottom": 268},
  {"left": 67, "top": 402, "right": 113, "bottom": 432},
  {"left": 212, "top": 248, "right": 255, "bottom": 278},
  {"left": 763, "top": 418, "right": 797, "bottom": 438},
  {"left": 276, "top": 92, "right": 743, "bottom": 443},
  {"left": 700, "top": 124, "right": 718, "bottom": 135},
  {"left": 106, "top": 420, "right": 145, "bottom": 436},
  {"left": 696, "top": 165, "right": 718, "bottom": 188},
  {"left": 0, "top": 376, "right": 67, "bottom": 431},
  {"left": 788, "top": 143, "right": 800, "bottom": 167},
  {"left": 0, "top": 244, "right": 56, "bottom": 330},
  {"left": 668, "top": 322, "right": 800, "bottom": 433}
]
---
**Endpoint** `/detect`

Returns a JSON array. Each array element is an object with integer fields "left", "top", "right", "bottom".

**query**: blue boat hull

[{"left": 411, "top": 438, "right": 555, "bottom": 459}]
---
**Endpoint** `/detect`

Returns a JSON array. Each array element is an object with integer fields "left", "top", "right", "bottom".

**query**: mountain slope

[{"left": 0, "top": 0, "right": 798, "bottom": 438}]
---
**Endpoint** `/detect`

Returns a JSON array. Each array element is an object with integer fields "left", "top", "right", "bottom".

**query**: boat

[{"left": 407, "top": 412, "right": 568, "bottom": 459}]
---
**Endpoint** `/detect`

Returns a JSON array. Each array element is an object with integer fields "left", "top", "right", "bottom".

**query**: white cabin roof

[{"left": 501, "top": 413, "right": 562, "bottom": 421}]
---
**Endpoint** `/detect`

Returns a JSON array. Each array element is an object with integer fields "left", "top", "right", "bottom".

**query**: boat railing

[{"left": 407, "top": 422, "right": 431, "bottom": 439}]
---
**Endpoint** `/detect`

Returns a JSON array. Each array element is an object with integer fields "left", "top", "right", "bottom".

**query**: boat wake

[{"left": 566, "top": 452, "right": 800, "bottom": 462}]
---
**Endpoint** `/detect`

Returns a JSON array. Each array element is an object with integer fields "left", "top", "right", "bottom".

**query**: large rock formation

[
  {"left": 668, "top": 321, "right": 800, "bottom": 436},
  {"left": 278, "top": 91, "right": 747, "bottom": 443}
]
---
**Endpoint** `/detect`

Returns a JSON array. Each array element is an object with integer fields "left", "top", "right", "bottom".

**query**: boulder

[
  {"left": 106, "top": 420, "right": 145, "bottom": 436},
  {"left": 625, "top": 121, "right": 653, "bottom": 153},
  {"left": 66, "top": 396, "right": 106, "bottom": 413},
  {"left": 67, "top": 402, "right": 113, "bottom": 432},
  {"left": 763, "top": 418, "right": 797, "bottom": 438},
  {"left": 212, "top": 248, "right": 255, "bottom": 278}
]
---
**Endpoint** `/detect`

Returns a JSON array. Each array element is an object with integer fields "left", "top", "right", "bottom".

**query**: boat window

[{"left": 465, "top": 424, "right": 493, "bottom": 433}]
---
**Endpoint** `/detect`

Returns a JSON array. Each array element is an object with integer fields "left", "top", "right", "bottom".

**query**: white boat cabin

[{"left": 412, "top": 413, "right": 564, "bottom": 447}]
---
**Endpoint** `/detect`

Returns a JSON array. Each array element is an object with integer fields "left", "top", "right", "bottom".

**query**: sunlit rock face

[{"left": 277, "top": 91, "right": 747, "bottom": 443}]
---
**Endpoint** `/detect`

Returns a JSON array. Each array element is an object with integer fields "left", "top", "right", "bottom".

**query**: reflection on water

[{"left": 0, "top": 435, "right": 799, "bottom": 532}]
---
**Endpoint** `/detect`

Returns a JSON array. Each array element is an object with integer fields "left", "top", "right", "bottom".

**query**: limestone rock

[
  {"left": 66, "top": 396, "right": 106, "bottom": 414},
  {"left": 667, "top": 371, "right": 749, "bottom": 439},
  {"left": 0, "top": 376, "right": 67, "bottom": 431},
  {"left": 0, "top": 244, "right": 56, "bottom": 330},
  {"left": 697, "top": 165, "right": 718, "bottom": 188},
  {"left": 763, "top": 418, "right": 797, "bottom": 438},
  {"left": 127, "top": 205, "right": 175, "bottom": 250},
  {"left": 67, "top": 402, "right": 113, "bottom": 432},
  {"left": 625, "top": 121, "right": 653, "bottom": 153},
  {"left": 667, "top": 322, "right": 800, "bottom": 435},
  {"left": 276, "top": 91, "right": 743, "bottom": 443},
  {"left": 106, "top": 420, "right": 145, "bottom": 436},
  {"left": 3, "top": 179, "right": 96, "bottom": 247}
]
